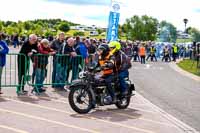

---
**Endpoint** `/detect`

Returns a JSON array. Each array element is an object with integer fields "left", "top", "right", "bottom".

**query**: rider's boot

[{"left": 112, "top": 95, "right": 117, "bottom": 103}]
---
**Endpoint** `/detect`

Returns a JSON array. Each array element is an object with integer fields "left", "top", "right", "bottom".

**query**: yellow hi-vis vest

[
  {"left": 173, "top": 46, "right": 178, "bottom": 53},
  {"left": 150, "top": 47, "right": 155, "bottom": 54}
]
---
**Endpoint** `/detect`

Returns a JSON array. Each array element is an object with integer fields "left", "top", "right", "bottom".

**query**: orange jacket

[
  {"left": 139, "top": 46, "right": 146, "bottom": 56},
  {"left": 99, "top": 52, "right": 114, "bottom": 75}
]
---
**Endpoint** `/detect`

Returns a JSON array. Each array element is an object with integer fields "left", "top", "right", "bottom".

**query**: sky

[{"left": 0, "top": 0, "right": 200, "bottom": 31}]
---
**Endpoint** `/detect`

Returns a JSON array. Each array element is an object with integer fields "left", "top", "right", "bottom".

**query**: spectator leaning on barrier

[
  {"left": 18, "top": 34, "right": 38, "bottom": 94},
  {"left": 63, "top": 38, "right": 78, "bottom": 83},
  {"left": 0, "top": 33, "right": 9, "bottom": 94},
  {"left": 33, "top": 39, "right": 56, "bottom": 93},
  {"left": 54, "top": 37, "right": 76, "bottom": 90},
  {"left": 50, "top": 32, "right": 65, "bottom": 88}
]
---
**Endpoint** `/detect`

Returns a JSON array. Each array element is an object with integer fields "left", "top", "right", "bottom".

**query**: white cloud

[{"left": 0, "top": 0, "right": 200, "bottom": 30}]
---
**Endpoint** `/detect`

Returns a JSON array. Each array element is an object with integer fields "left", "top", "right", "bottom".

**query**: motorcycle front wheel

[{"left": 68, "top": 86, "right": 94, "bottom": 114}]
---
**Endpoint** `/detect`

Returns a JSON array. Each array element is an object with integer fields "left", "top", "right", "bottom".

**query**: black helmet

[{"left": 97, "top": 44, "right": 110, "bottom": 58}]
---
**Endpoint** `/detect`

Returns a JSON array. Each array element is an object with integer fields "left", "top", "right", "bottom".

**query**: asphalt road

[{"left": 131, "top": 61, "right": 200, "bottom": 132}]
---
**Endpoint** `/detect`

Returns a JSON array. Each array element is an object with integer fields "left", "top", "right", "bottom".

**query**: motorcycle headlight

[{"left": 79, "top": 71, "right": 86, "bottom": 79}]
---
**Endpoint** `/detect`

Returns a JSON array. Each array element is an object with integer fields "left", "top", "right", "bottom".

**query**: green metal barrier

[
  {"left": 26, "top": 54, "right": 84, "bottom": 94},
  {"left": 0, "top": 53, "right": 28, "bottom": 95}
]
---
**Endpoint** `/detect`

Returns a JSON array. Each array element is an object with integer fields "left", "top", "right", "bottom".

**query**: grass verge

[{"left": 177, "top": 59, "right": 200, "bottom": 76}]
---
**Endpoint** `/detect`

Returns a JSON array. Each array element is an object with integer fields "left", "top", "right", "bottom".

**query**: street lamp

[
  {"left": 183, "top": 18, "right": 188, "bottom": 33},
  {"left": 183, "top": 18, "right": 188, "bottom": 59}
]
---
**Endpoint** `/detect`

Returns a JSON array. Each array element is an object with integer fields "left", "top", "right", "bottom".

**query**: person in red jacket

[{"left": 32, "top": 39, "right": 55, "bottom": 93}]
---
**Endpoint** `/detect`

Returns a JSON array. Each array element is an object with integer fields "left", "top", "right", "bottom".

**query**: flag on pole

[{"left": 106, "top": 1, "right": 121, "bottom": 42}]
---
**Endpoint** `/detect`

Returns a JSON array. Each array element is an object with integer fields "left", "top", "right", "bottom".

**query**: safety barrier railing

[
  {"left": 0, "top": 53, "right": 28, "bottom": 94},
  {"left": 26, "top": 54, "right": 84, "bottom": 94}
]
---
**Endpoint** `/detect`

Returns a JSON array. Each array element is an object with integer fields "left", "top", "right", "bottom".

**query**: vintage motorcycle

[{"left": 68, "top": 66, "right": 135, "bottom": 114}]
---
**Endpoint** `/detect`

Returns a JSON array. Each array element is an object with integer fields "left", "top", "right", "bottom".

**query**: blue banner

[{"left": 106, "top": 11, "right": 120, "bottom": 42}]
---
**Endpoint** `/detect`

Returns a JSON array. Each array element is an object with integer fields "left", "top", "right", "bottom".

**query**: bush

[
  {"left": 73, "top": 31, "right": 85, "bottom": 36},
  {"left": 58, "top": 22, "right": 70, "bottom": 32}
]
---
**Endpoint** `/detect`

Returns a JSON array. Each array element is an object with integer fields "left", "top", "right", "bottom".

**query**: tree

[
  {"left": 123, "top": 15, "right": 158, "bottom": 41},
  {"left": 97, "top": 28, "right": 104, "bottom": 35},
  {"left": 186, "top": 27, "right": 192, "bottom": 34},
  {"left": 188, "top": 28, "right": 200, "bottom": 42},
  {"left": 0, "top": 21, "right": 3, "bottom": 31},
  {"left": 158, "top": 21, "right": 177, "bottom": 42},
  {"left": 58, "top": 22, "right": 70, "bottom": 32},
  {"left": 5, "top": 26, "right": 19, "bottom": 35},
  {"left": 24, "top": 21, "right": 32, "bottom": 31},
  {"left": 33, "top": 24, "right": 44, "bottom": 36},
  {"left": 3, "top": 21, "right": 14, "bottom": 27},
  {"left": 73, "top": 31, "right": 85, "bottom": 36}
]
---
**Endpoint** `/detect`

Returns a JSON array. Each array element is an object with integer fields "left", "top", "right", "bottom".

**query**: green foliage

[
  {"left": 73, "top": 31, "right": 85, "bottom": 36},
  {"left": 58, "top": 22, "right": 70, "bottom": 32},
  {"left": 0, "top": 19, "right": 76, "bottom": 36},
  {"left": 159, "top": 21, "right": 177, "bottom": 42},
  {"left": 97, "top": 28, "right": 104, "bottom": 35},
  {"left": 123, "top": 15, "right": 158, "bottom": 41},
  {"left": 23, "top": 21, "right": 32, "bottom": 31},
  {"left": 0, "top": 21, "right": 3, "bottom": 31},
  {"left": 186, "top": 27, "right": 192, "bottom": 34},
  {"left": 176, "top": 38, "right": 192, "bottom": 43},
  {"left": 3, "top": 21, "right": 15, "bottom": 27},
  {"left": 188, "top": 28, "right": 200, "bottom": 42}
]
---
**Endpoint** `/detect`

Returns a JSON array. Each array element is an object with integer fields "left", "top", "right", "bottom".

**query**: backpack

[{"left": 120, "top": 50, "right": 132, "bottom": 70}]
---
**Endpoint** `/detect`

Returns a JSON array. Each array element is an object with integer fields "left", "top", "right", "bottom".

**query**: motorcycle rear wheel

[{"left": 115, "top": 90, "right": 131, "bottom": 109}]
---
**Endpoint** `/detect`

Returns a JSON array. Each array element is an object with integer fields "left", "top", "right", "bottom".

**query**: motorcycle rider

[
  {"left": 96, "top": 44, "right": 116, "bottom": 103},
  {"left": 108, "top": 41, "right": 131, "bottom": 96}
]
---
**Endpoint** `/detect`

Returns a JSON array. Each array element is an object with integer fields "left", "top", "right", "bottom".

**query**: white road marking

[
  {"left": 4, "top": 97, "right": 155, "bottom": 133},
  {"left": 0, "top": 108, "right": 99, "bottom": 133},
  {"left": 0, "top": 125, "right": 29, "bottom": 133}
]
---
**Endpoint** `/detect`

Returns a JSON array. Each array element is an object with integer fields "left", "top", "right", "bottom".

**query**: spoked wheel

[
  {"left": 115, "top": 89, "right": 131, "bottom": 109},
  {"left": 68, "top": 86, "right": 93, "bottom": 114}
]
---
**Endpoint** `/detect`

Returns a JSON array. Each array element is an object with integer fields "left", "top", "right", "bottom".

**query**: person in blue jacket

[{"left": 0, "top": 33, "right": 9, "bottom": 94}]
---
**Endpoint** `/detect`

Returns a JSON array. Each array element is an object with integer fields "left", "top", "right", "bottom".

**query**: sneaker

[
  {"left": 112, "top": 96, "right": 117, "bottom": 103},
  {"left": 22, "top": 90, "right": 28, "bottom": 93},
  {"left": 39, "top": 89, "right": 46, "bottom": 93}
]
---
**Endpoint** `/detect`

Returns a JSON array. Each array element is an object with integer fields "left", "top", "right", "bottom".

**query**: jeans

[
  {"left": 0, "top": 67, "right": 3, "bottom": 90},
  {"left": 140, "top": 56, "right": 146, "bottom": 64},
  {"left": 35, "top": 68, "right": 46, "bottom": 90},
  {"left": 55, "top": 64, "right": 68, "bottom": 88},
  {"left": 71, "top": 57, "right": 80, "bottom": 81},
  {"left": 103, "top": 75, "right": 114, "bottom": 98},
  {"left": 146, "top": 54, "right": 157, "bottom": 61},
  {"left": 13, "top": 41, "right": 18, "bottom": 48},
  {"left": 119, "top": 70, "right": 129, "bottom": 93},
  {"left": 32, "top": 67, "right": 36, "bottom": 84},
  {"left": 51, "top": 59, "right": 57, "bottom": 87}
]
